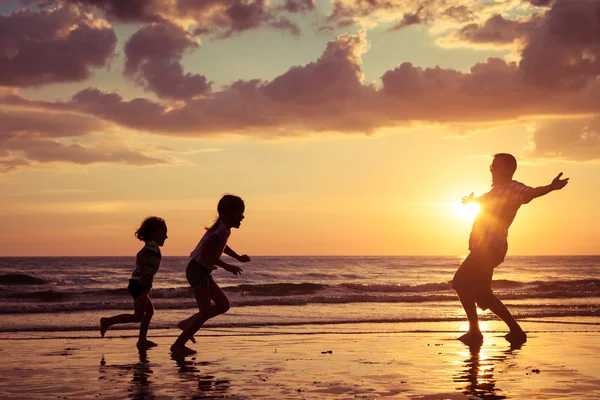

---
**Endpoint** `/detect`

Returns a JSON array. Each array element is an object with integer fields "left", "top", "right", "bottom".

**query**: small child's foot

[
  {"left": 505, "top": 330, "right": 527, "bottom": 344},
  {"left": 137, "top": 340, "right": 158, "bottom": 349},
  {"left": 170, "top": 343, "right": 197, "bottom": 356},
  {"left": 177, "top": 321, "right": 196, "bottom": 343},
  {"left": 458, "top": 331, "right": 484, "bottom": 345},
  {"left": 100, "top": 318, "right": 108, "bottom": 337}
]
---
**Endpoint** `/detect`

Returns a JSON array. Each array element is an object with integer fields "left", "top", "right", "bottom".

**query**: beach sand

[{"left": 1, "top": 319, "right": 599, "bottom": 399}]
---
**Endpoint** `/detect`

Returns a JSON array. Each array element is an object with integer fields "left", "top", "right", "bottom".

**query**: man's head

[{"left": 490, "top": 153, "right": 517, "bottom": 184}]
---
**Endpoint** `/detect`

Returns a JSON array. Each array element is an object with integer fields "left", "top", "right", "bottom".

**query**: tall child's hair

[
  {"left": 206, "top": 194, "right": 245, "bottom": 230},
  {"left": 135, "top": 216, "right": 166, "bottom": 242}
]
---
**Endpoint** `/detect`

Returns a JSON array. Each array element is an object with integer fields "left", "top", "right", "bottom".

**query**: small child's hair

[
  {"left": 217, "top": 194, "right": 245, "bottom": 216},
  {"left": 135, "top": 216, "right": 166, "bottom": 242}
]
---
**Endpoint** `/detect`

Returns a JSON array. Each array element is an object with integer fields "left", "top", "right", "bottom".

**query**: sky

[{"left": 0, "top": 0, "right": 598, "bottom": 256}]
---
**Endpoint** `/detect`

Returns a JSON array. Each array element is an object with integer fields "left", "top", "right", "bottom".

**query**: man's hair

[{"left": 493, "top": 153, "right": 517, "bottom": 176}]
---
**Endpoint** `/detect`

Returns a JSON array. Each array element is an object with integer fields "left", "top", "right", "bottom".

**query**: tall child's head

[
  {"left": 135, "top": 216, "right": 168, "bottom": 246},
  {"left": 490, "top": 153, "right": 517, "bottom": 185},
  {"left": 217, "top": 194, "right": 245, "bottom": 229}
]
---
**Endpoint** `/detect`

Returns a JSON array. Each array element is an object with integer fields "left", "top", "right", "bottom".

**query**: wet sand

[{"left": 1, "top": 319, "right": 599, "bottom": 399}]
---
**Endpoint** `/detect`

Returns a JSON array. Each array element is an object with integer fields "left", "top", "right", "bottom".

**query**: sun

[{"left": 454, "top": 201, "right": 481, "bottom": 222}]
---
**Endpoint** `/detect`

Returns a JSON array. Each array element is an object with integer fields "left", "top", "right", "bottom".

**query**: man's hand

[
  {"left": 237, "top": 254, "right": 251, "bottom": 263},
  {"left": 462, "top": 192, "right": 475, "bottom": 204},
  {"left": 550, "top": 172, "right": 569, "bottom": 190},
  {"left": 223, "top": 264, "right": 243, "bottom": 276}
]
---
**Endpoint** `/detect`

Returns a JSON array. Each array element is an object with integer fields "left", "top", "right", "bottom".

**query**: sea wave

[
  {"left": 0, "top": 273, "right": 46, "bottom": 285},
  {"left": 1, "top": 279, "right": 599, "bottom": 313},
  {"left": 0, "top": 309, "right": 598, "bottom": 333}
]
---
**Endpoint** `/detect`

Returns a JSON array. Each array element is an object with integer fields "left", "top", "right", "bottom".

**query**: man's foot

[
  {"left": 170, "top": 343, "right": 197, "bottom": 356},
  {"left": 137, "top": 340, "right": 158, "bottom": 349},
  {"left": 505, "top": 330, "right": 527, "bottom": 345},
  {"left": 458, "top": 330, "right": 484, "bottom": 345},
  {"left": 177, "top": 321, "right": 196, "bottom": 343},
  {"left": 100, "top": 318, "right": 108, "bottom": 337}
]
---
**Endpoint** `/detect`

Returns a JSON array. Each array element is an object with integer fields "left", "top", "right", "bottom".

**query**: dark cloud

[
  {"left": 453, "top": 14, "right": 542, "bottom": 45},
  {"left": 55, "top": 0, "right": 164, "bottom": 22},
  {"left": 1, "top": 0, "right": 598, "bottom": 164},
  {"left": 0, "top": 4, "right": 117, "bottom": 87},
  {"left": 519, "top": 0, "right": 600, "bottom": 90},
  {"left": 0, "top": 106, "right": 170, "bottom": 172},
  {"left": 41, "top": 0, "right": 305, "bottom": 37},
  {"left": 526, "top": 116, "right": 600, "bottom": 161},
  {"left": 269, "top": 17, "right": 302, "bottom": 36},
  {"left": 124, "top": 22, "right": 211, "bottom": 100},
  {"left": 327, "top": 0, "right": 476, "bottom": 28},
  {"left": 282, "top": 0, "right": 316, "bottom": 13}
]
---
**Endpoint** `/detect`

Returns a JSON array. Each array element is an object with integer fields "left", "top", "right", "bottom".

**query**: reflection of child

[
  {"left": 100, "top": 217, "right": 168, "bottom": 349},
  {"left": 171, "top": 195, "right": 251, "bottom": 356},
  {"left": 453, "top": 153, "right": 568, "bottom": 345}
]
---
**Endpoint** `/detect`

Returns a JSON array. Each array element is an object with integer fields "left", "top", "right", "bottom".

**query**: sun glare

[{"left": 454, "top": 201, "right": 480, "bottom": 222}]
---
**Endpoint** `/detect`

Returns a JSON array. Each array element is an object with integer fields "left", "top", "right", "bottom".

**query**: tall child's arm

[
  {"left": 522, "top": 173, "right": 569, "bottom": 204},
  {"left": 200, "top": 236, "right": 244, "bottom": 276},
  {"left": 224, "top": 246, "right": 251, "bottom": 262}
]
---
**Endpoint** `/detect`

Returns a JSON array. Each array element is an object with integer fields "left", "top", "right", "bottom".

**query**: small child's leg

[
  {"left": 137, "top": 296, "right": 156, "bottom": 347},
  {"left": 99, "top": 292, "right": 148, "bottom": 337}
]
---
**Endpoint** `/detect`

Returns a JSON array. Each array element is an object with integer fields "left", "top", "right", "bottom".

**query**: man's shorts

[
  {"left": 128, "top": 279, "right": 152, "bottom": 299},
  {"left": 452, "top": 249, "right": 505, "bottom": 310},
  {"left": 186, "top": 259, "right": 215, "bottom": 289}
]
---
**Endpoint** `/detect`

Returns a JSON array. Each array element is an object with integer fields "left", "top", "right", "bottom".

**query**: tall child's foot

[
  {"left": 170, "top": 343, "right": 197, "bottom": 356},
  {"left": 137, "top": 340, "right": 158, "bottom": 349},
  {"left": 458, "top": 330, "right": 484, "bottom": 345},
  {"left": 177, "top": 321, "right": 196, "bottom": 343},
  {"left": 100, "top": 318, "right": 108, "bottom": 337},
  {"left": 505, "top": 330, "right": 527, "bottom": 344}
]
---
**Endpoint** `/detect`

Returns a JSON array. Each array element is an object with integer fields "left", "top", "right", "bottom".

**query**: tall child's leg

[
  {"left": 177, "top": 281, "right": 231, "bottom": 336},
  {"left": 171, "top": 286, "right": 211, "bottom": 352},
  {"left": 171, "top": 282, "right": 231, "bottom": 354}
]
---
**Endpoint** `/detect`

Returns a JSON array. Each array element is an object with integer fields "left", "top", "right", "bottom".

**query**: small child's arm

[
  {"left": 522, "top": 172, "right": 569, "bottom": 204},
  {"left": 224, "top": 245, "right": 251, "bottom": 262},
  {"left": 136, "top": 251, "right": 152, "bottom": 286}
]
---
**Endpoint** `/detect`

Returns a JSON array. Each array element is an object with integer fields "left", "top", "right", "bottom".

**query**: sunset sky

[{"left": 0, "top": 0, "right": 598, "bottom": 256}]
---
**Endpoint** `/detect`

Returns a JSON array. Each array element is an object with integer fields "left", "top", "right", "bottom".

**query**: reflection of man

[
  {"left": 455, "top": 341, "right": 524, "bottom": 399},
  {"left": 452, "top": 153, "right": 569, "bottom": 345}
]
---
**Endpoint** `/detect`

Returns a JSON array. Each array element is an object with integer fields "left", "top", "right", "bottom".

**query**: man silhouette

[{"left": 453, "top": 153, "right": 569, "bottom": 344}]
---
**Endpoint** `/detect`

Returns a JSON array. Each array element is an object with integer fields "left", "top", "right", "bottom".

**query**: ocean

[{"left": 0, "top": 256, "right": 599, "bottom": 336}]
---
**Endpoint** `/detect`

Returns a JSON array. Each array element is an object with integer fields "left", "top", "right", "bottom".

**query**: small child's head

[
  {"left": 217, "top": 194, "right": 245, "bottom": 229},
  {"left": 491, "top": 153, "right": 517, "bottom": 184},
  {"left": 135, "top": 216, "right": 168, "bottom": 246}
]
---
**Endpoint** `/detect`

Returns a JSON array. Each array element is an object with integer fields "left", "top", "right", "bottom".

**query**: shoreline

[{"left": 1, "top": 319, "right": 599, "bottom": 399}]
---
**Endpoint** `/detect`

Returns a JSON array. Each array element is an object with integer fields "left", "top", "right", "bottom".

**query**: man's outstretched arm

[
  {"left": 462, "top": 192, "right": 486, "bottom": 204},
  {"left": 522, "top": 173, "right": 569, "bottom": 204}
]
